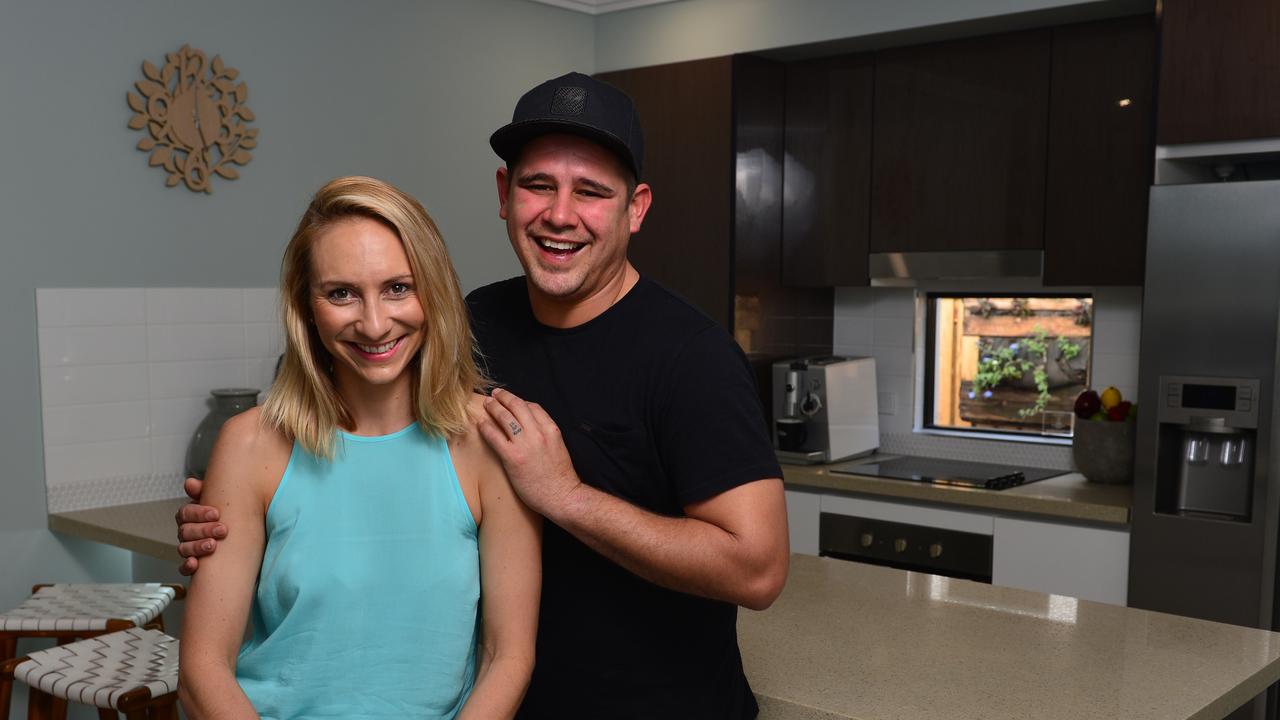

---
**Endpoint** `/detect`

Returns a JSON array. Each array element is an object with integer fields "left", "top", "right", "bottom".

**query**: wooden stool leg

[
  {"left": 1, "top": 642, "right": 15, "bottom": 720},
  {"left": 123, "top": 709, "right": 147, "bottom": 720},
  {"left": 97, "top": 709, "right": 117, "bottom": 720},
  {"left": 27, "top": 686, "right": 54, "bottom": 720}
]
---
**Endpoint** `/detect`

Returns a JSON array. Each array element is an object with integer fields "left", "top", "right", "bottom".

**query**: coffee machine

[{"left": 771, "top": 356, "right": 879, "bottom": 464}]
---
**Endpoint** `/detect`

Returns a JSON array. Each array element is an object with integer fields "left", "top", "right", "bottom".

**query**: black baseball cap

[{"left": 490, "top": 71, "right": 644, "bottom": 180}]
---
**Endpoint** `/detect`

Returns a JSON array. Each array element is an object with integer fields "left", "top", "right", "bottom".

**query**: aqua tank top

[{"left": 236, "top": 423, "right": 479, "bottom": 720}]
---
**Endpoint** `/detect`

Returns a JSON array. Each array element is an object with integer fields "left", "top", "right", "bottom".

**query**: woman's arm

[
  {"left": 178, "top": 409, "right": 288, "bottom": 720},
  {"left": 457, "top": 418, "right": 543, "bottom": 720}
]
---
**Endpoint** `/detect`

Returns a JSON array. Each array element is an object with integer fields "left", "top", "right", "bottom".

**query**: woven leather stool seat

[
  {"left": 13, "top": 628, "right": 178, "bottom": 710},
  {"left": 0, "top": 584, "right": 178, "bottom": 633}
]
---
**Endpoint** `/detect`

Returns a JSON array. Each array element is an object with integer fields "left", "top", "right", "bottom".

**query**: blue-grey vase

[{"left": 184, "top": 388, "right": 259, "bottom": 480}]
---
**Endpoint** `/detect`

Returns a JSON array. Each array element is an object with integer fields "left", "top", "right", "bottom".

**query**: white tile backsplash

[
  {"left": 148, "top": 359, "right": 247, "bottom": 399},
  {"left": 37, "top": 288, "right": 279, "bottom": 511},
  {"left": 40, "top": 364, "right": 151, "bottom": 407},
  {"left": 873, "top": 288, "right": 915, "bottom": 318},
  {"left": 149, "top": 396, "right": 213, "bottom": 434},
  {"left": 833, "top": 285, "right": 1144, "bottom": 468},
  {"left": 145, "top": 288, "right": 244, "bottom": 324},
  {"left": 43, "top": 438, "right": 151, "bottom": 485},
  {"left": 147, "top": 323, "right": 245, "bottom": 362},
  {"left": 38, "top": 325, "right": 148, "bottom": 367},
  {"left": 36, "top": 288, "right": 146, "bottom": 327},
  {"left": 245, "top": 322, "right": 283, "bottom": 359},
  {"left": 42, "top": 401, "right": 151, "bottom": 446},
  {"left": 149, "top": 434, "right": 191, "bottom": 477},
  {"left": 243, "top": 288, "right": 280, "bottom": 323},
  {"left": 873, "top": 316, "right": 913, "bottom": 347},
  {"left": 834, "top": 317, "right": 874, "bottom": 347}
]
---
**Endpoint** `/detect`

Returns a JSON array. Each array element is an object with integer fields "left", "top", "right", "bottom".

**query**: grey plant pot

[{"left": 1072, "top": 416, "right": 1135, "bottom": 484}]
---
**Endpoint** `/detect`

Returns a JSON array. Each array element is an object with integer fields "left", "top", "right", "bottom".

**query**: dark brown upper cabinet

[
  {"left": 598, "top": 56, "right": 834, "bottom": 399},
  {"left": 870, "top": 30, "right": 1051, "bottom": 253},
  {"left": 782, "top": 54, "right": 874, "bottom": 287},
  {"left": 1043, "top": 15, "right": 1155, "bottom": 287},
  {"left": 598, "top": 58, "right": 736, "bottom": 328},
  {"left": 1158, "top": 0, "right": 1280, "bottom": 144}
]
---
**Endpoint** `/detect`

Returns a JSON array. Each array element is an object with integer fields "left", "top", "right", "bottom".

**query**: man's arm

[{"left": 478, "top": 389, "right": 789, "bottom": 610}]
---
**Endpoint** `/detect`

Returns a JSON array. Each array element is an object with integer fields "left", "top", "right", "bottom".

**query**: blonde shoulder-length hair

[{"left": 261, "top": 176, "right": 486, "bottom": 458}]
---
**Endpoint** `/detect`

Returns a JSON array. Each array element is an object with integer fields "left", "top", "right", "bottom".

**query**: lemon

[{"left": 1100, "top": 386, "right": 1122, "bottom": 411}]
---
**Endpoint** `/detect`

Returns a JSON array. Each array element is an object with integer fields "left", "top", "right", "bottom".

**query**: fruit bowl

[
  {"left": 1072, "top": 415, "right": 1135, "bottom": 484},
  {"left": 1072, "top": 386, "right": 1137, "bottom": 484}
]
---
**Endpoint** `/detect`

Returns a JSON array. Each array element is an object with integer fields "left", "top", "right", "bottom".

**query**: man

[{"left": 176, "top": 72, "right": 790, "bottom": 718}]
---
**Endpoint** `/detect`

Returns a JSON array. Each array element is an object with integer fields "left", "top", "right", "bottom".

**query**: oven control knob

[
  {"left": 894, "top": 538, "right": 908, "bottom": 553},
  {"left": 929, "top": 543, "right": 943, "bottom": 559},
  {"left": 860, "top": 533, "right": 874, "bottom": 548}
]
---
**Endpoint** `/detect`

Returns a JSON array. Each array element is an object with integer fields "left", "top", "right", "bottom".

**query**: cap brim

[{"left": 489, "top": 118, "right": 639, "bottom": 179}]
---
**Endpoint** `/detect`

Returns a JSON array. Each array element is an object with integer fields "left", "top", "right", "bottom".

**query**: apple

[
  {"left": 1074, "top": 390, "right": 1102, "bottom": 419},
  {"left": 1107, "top": 400, "right": 1132, "bottom": 422}
]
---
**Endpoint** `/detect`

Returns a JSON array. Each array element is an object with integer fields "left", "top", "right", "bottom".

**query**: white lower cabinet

[
  {"left": 784, "top": 489, "right": 821, "bottom": 556},
  {"left": 991, "top": 516, "right": 1129, "bottom": 606},
  {"left": 797, "top": 490, "right": 1131, "bottom": 606}
]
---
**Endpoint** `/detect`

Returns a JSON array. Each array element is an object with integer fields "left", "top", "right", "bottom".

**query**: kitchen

[{"left": 4, "top": 0, "right": 1280, "bottom": 718}]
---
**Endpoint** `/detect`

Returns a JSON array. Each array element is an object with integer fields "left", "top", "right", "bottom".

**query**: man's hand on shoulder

[
  {"left": 175, "top": 474, "right": 228, "bottom": 576},
  {"left": 476, "top": 388, "right": 582, "bottom": 520}
]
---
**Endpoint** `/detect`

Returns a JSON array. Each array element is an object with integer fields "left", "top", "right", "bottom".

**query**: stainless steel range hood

[{"left": 868, "top": 250, "right": 1043, "bottom": 286}]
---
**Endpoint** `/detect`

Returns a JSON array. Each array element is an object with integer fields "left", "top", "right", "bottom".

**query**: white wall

[
  {"left": 1, "top": 3, "right": 592, "bottom": 714},
  {"left": 593, "top": 0, "right": 1145, "bottom": 71}
]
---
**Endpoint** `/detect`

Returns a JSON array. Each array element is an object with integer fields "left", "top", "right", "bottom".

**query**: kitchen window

[{"left": 923, "top": 294, "right": 1094, "bottom": 438}]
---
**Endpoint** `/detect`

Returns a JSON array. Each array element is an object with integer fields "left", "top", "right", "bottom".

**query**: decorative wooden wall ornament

[{"left": 126, "top": 45, "right": 257, "bottom": 193}]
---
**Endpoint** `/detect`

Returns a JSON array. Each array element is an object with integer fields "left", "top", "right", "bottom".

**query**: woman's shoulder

[{"left": 213, "top": 407, "right": 294, "bottom": 476}]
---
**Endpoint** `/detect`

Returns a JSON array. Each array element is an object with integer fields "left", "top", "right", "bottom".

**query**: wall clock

[{"left": 126, "top": 45, "right": 257, "bottom": 193}]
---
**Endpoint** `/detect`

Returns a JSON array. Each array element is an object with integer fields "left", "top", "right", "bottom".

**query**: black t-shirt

[{"left": 467, "top": 276, "right": 782, "bottom": 720}]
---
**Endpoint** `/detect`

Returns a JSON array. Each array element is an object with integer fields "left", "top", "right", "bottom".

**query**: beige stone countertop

[
  {"left": 742, "top": 555, "right": 1280, "bottom": 720},
  {"left": 783, "top": 461, "right": 1131, "bottom": 525},
  {"left": 48, "top": 497, "right": 188, "bottom": 561}
]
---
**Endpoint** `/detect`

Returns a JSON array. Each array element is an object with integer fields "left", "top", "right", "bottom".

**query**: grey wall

[
  {"left": 0, "top": 1, "right": 590, "bottom": 706},
  {"left": 594, "top": 0, "right": 1145, "bottom": 70}
]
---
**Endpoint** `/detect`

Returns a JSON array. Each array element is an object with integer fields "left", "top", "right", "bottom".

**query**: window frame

[{"left": 921, "top": 291, "right": 1095, "bottom": 439}]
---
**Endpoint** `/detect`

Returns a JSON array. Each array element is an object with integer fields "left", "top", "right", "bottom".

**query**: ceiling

[{"left": 523, "top": 0, "right": 683, "bottom": 15}]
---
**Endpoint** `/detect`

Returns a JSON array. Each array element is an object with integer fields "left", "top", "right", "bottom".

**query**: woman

[{"left": 179, "top": 177, "right": 541, "bottom": 719}]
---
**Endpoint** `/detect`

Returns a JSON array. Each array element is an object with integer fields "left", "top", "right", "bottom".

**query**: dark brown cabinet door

[
  {"left": 1158, "top": 0, "right": 1280, "bottom": 144},
  {"left": 782, "top": 54, "right": 873, "bottom": 287},
  {"left": 870, "top": 30, "right": 1051, "bottom": 253},
  {"left": 597, "top": 58, "right": 735, "bottom": 328},
  {"left": 1044, "top": 15, "right": 1155, "bottom": 287}
]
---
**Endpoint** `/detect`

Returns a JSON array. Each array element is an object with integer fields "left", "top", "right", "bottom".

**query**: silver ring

[{"left": 508, "top": 421, "right": 523, "bottom": 436}]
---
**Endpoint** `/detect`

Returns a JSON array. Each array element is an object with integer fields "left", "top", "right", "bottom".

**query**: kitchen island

[{"left": 741, "top": 554, "right": 1280, "bottom": 720}]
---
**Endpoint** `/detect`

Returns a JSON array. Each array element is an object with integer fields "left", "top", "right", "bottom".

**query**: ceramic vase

[{"left": 184, "top": 388, "right": 259, "bottom": 480}]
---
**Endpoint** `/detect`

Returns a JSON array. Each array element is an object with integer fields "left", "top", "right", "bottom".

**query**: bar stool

[
  {"left": 1, "top": 627, "right": 179, "bottom": 719},
  {"left": 0, "top": 583, "right": 184, "bottom": 719}
]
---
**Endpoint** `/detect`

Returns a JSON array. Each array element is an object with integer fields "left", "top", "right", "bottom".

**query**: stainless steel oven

[{"left": 819, "top": 512, "right": 994, "bottom": 583}]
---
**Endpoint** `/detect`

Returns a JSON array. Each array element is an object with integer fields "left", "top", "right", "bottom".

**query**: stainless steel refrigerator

[{"left": 1130, "top": 179, "right": 1280, "bottom": 720}]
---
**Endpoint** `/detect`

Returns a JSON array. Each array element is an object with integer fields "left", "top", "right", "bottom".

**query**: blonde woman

[{"left": 179, "top": 177, "right": 541, "bottom": 720}]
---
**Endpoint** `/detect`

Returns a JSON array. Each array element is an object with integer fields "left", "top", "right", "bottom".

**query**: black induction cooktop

[{"left": 829, "top": 456, "right": 1066, "bottom": 490}]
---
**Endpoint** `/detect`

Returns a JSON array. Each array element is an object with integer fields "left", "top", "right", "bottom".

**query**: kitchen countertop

[
  {"left": 783, "top": 459, "right": 1131, "bottom": 525},
  {"left": 741, "top": 554, "right": 1280, "bottom": 720},
  {"left": 49, "top": 497, "right": 188, "bottom": 561}
]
